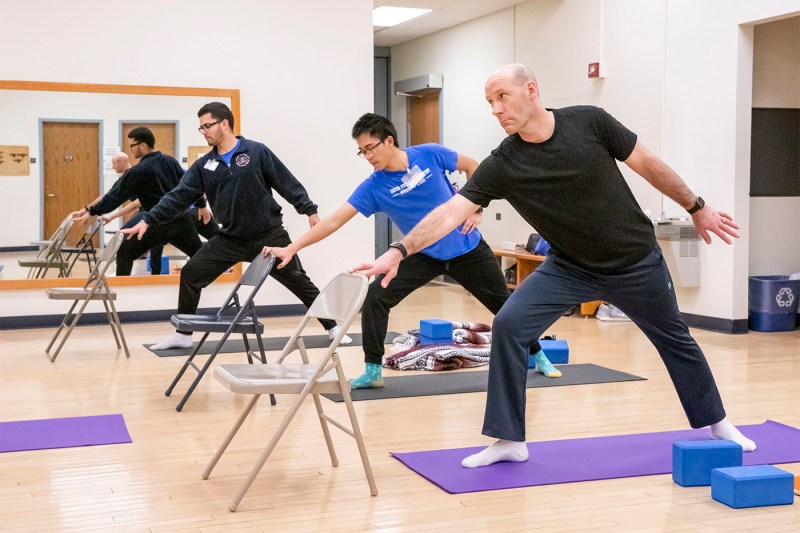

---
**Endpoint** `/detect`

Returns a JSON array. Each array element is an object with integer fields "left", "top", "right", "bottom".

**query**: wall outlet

[{"left": 496, "top": 213, "right": 501, "bottom": 221}]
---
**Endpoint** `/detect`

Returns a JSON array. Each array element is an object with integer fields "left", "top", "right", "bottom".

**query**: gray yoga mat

[
  {"left": 323, "top": 363, "right": 646, "bottom": 402},
  {"left": 145, "top": 332, "right": 401, "bottom": 357}
]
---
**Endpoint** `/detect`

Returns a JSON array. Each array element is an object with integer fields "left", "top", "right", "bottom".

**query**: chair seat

[
  {"left": 47, "top": 288, "right": 117, "bottom": 300},
  {"left": 214, "top": 363, "right": 344, "bottom": 395},
  {"left": 171, "top": 313, "right": 264, "bottom": 334},
  {"left": 19, "top": 259, "right": 68, "bottom": 267}
]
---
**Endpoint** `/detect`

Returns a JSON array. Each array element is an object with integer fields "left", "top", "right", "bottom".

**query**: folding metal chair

[
  {"left": 20, "top": 215, "right": 73, "bottom": 279},
  {"left": 165, "top": 253, "right": 277, "bottom": 412},
  {"left": 45, "top": 232, "right": 129, "bottom": 362},
  {"left": 202, "top": 272, "right": 377, "bottom": 512},
  {"left": 62, "top": 217, "right": 102, "bottom": 276}
]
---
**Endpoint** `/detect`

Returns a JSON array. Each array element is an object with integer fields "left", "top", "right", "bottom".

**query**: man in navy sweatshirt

[{"left": 122, "top": 102, "right": 350, "bottom": 349}]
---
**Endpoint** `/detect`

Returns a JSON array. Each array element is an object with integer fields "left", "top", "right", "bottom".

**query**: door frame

[{"left": 39, "top": 118, "right": 104, "bottom": 241}]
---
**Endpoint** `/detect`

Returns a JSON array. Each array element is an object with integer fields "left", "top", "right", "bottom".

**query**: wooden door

[
  {"left": 42, "top": 122, "right": 100, "bottom": 241},
  {"left": 408, "top": 89, "right": 440, "bottom": 146}
]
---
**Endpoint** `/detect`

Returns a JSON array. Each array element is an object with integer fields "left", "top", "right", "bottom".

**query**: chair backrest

[
  {"left": 239, "top": 253, "right": 276, "bottom": 287},
  {"left": 37, "top": 215, "right": 73, "bottom": 255},
  {"left": 85, "top": 232, "right": 125, "bottom": 290},
  {"left": 216, "top": 253, "right": 276, "bottom": 316},
  {"left": 77, "top": 218, "right": 102, "bottom": 244},
  {"left": 307, "top": 272, "right": 369, "bottom": 323}
]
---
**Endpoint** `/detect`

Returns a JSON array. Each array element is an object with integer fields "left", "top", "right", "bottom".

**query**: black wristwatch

[
  {"left": 687, "top": 196, "right": 705, "bottom": 214},
  {"left": 389, "top": 241, "right": 408, "bottom": 259}
]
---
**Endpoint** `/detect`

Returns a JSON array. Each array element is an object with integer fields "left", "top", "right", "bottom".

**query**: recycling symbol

[{"left": 775, "top": 287, "right": 795, "bottom": 308}]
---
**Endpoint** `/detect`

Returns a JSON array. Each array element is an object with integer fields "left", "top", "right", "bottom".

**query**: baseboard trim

[
  {"left": 682, "top": 313, "right": 750, "bottom": 334},
  {"left": 0, "top": 303, "right": 308, "bottom": 330},
  {"left": 0, "top": 245, "right": 38, "bottom": 252}
]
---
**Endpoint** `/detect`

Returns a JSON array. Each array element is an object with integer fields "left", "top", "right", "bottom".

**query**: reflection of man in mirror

[
  {"left": 123, "top": 102, "right": 351, "bottom": 350},
  {"left": 73, "top": 153, "right": 166, "bottom": 275},
  {"left": 80, "top": 127, "right": 209, "bottom": 276}
]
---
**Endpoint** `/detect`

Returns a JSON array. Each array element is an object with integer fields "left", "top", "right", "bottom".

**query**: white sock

[
  {"left": 328, "top": 326, "right": 353, "bottom": 345},
  {"left": 151, "top": 332, "right": 193, "bottom": 350},
  {"left": 709, "top": 418, "right": 757, "bottom": 452},
  {"left": 461, "top": 439, "right": 529, "bottom": 468}
]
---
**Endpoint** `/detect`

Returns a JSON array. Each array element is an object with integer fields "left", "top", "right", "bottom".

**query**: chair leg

[
  {"left": 241, "top": 333, "right": 254, "bottom": 364},
  {"left": 250, "top": 331, "right": 276, "bottom": 405},
  {"left": 45, "top": 300, "right": 79, "bottom": 356},
  {"left": 335, "top": 356, "right": 378, "bottom": 496},
  {"left": 311, "top": 393, "right": 338, "bottom": 467},
  {"left": 229, "top": 388, "right": 312, "bottom": 511},
  {"left": 165, "top": 332, "right": 209, "bottom": 397},
  {"left": 107, "top": 297, "right": 130, "bottom": 358},
  {"left": 48, "top": 298, "right": 92, "bottom": 363},
  {"left": 102, "top": 300, "right": 122, "bottom": 349},
  {"left": 202, "top": 393, "right": 262, "bottom": 480}
]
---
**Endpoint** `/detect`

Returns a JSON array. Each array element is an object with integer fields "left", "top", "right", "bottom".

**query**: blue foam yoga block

[
  {"left": 146, "top": 256, "right": 169, "bottom": 274},
  {"left": 528, "top": 339, "right": 569, "bottom": 367},
  {"left": 420, "top": 319, "right": 453, "bottom": 340},
  {"left": 672, "top": 440, "right": 742, "bottom": 487},
  {"left": 419, "top": 334, "right": 452, "bottom": 346},
  {"left": 711, "top": 465, "right": 794, "bottom": 508}
]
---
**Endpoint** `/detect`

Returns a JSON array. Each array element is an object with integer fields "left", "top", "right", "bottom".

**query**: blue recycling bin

[{"left": 748, "top": 276, "right": 800, "bottom": 332}]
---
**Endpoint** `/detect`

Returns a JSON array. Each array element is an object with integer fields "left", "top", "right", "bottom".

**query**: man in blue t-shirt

[{"left": 263, "top": 113, "right": 559, "bottom": 389}]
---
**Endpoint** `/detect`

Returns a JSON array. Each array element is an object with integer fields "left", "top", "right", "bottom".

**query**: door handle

[{"left": 47, "top": 193, "right": 55, "bottom": 197}]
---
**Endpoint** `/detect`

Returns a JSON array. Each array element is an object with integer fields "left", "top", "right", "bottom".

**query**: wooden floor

[{"left": 1, "top": 284, "right": 798, "bottom": 532}]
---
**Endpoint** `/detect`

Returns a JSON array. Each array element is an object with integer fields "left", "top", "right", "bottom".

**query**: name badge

[{"left": 204, "top": 160, "right": 219, "bottom": 171}]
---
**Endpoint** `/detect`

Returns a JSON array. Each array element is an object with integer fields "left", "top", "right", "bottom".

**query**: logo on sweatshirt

[{"left": 235, "top": 154, "right": 250, "bottom": 167}]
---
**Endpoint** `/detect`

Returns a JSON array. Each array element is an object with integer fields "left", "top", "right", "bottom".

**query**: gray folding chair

[
  {"left": 45, "top": 232, "right": 129, "bottom": 362},
  {"left": 20, "top": 215, "right": 73, "bottom": 279},
  {"left": 165, "top": 253, "right": 277, "bottom": 412},
  {"left": 202, "top": 272, "right": 377, "bottom": 512},
  {"left": 62, "top": 217, "right": 102, "bottom": 276}
]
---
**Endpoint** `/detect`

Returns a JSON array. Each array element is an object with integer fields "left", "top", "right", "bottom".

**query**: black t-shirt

[{"left": 460, "top": 105, "right": 657, "bottom": 273}]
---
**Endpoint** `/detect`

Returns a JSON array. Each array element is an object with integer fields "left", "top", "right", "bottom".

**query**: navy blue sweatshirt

[
  {"left": 143, "top": 137, "right": 318, "bottom": 239},
  {"left": 90, "top": 151, "right": 205, "bottom": 215}
]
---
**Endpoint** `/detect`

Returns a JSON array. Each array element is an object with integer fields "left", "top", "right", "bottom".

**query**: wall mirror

[{"left": 0, "top": 81, "right": 242, "bottom": 290}]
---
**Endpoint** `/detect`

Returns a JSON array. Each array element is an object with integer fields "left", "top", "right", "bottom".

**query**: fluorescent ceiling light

[{"left": 373, "top": 6, "right": 431, "bottom": 27}]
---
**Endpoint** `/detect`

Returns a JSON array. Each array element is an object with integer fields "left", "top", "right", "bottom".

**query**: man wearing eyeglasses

[
  {"left": 79, "top": 127, "right": 211, "bottom": 276},
  {"left": 262, "top": 113, "right": 560, "bottom": 389},
  {"left": 123, "top": 102, "right": 350, "bottom": 350}
]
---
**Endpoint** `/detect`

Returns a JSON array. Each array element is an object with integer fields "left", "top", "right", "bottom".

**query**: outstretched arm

[
  {"left": 352, "top": 194, "right": 479, "bottom": 286},
  {"left": 263, "top": 202, "right": 358, "bottom": 268},
  {"left": 102, "top": 200, "right": 141, "bottom": 223},
  {"left": 623, "top": 140, "right": 740, "bottom": 245},
  {"left": 457, "top": 153, "right": 483, "bottom": 234}
]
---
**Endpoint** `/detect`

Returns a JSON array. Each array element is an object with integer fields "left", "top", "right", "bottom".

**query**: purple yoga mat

[
  {"left": 0, "top": 414, "right": 132, "bottom": 453},
  {"left": 391, "top": 420, "right": 800, "bottom": 494}
]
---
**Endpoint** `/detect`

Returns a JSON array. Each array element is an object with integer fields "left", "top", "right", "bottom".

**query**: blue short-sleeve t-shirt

[{"left": 347, "top": 143, "right": 481, "bottom": 260}]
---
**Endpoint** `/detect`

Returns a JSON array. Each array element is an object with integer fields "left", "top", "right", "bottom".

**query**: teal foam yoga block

[
  {"left": 711, "top": 465, "right": 794, "bottom": 508},
  {"left": 672, "top": 440, "right": 742, "bottom": 486},
  {"left": 420, "top": 319, "right": 452, "bottom": 340}
]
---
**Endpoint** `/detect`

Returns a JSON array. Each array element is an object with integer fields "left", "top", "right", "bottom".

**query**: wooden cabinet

[
  {"left": 492, "top": 248, "right": 546, "bottom": 289},
  {"left": 492, "top": 248, "right": 601, "bottom": 316}
]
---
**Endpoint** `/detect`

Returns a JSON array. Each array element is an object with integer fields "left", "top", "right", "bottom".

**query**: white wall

[
  {"left": 749, "top": 16, "right": 800, "bottom": 277},
  {"left": 391, "top": 0, "right": 800, "bottom": 322},
  {"left": 0, "top": 0, "right": 374, "bottom": 318},
  {"left": 663, "top": 1, "right": 800, "bottom": 320}
]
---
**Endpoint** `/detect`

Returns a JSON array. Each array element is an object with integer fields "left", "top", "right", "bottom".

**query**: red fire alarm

[{"left": 588, "top": 62, "right": 601, "bottom": 78}]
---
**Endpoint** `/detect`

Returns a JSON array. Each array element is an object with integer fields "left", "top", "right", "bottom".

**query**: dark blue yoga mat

[
  {"left": 391, "top": 420, "right": 800, "bottom": 494},
  {"left": 0, "top": 414, "right": 132, "bottom": 453}
]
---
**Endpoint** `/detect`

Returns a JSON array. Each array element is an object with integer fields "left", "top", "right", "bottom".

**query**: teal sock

[
  {"left": 533, "top": 350, "right": 562, "bottom": 378},
  {"left": 351, "top": 362, "right": 384, "bottom": 390}
]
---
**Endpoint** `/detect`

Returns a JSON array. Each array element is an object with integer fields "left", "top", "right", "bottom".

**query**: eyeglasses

[
  {"left": 198, "top": 120, "right": 221, "bottom": 133},
  {"left": 356, "top": 139, "right": 384, "bottom": 158},
  {"left": 129, "top": 142, "right": 142, "bottom": 149}
]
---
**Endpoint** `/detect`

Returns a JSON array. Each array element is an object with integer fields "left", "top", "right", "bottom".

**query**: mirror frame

[{"left": 0, "top": 80, "right": 242, "bottom": 290}]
